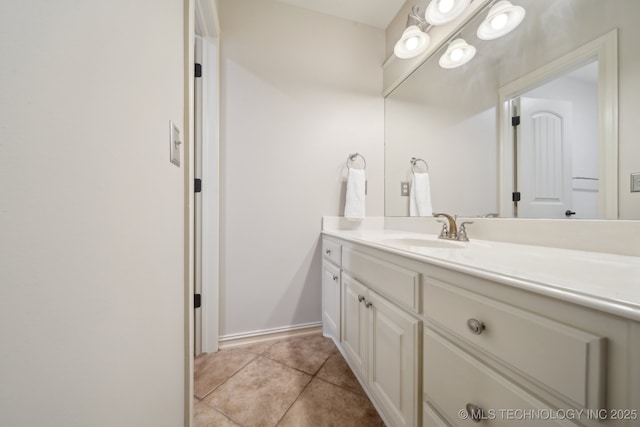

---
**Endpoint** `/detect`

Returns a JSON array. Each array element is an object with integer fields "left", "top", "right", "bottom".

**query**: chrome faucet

[
  {"left": 433, "top": 213, "right": 458, "bottom": 240},
  {"left": 433, "top": 213, "right": 473, "bottom": 241}
]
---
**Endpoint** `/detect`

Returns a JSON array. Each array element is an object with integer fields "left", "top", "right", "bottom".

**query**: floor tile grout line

[
  {"left": 195, "top": 351, "right": 259, "bottom": 401},
  {"left": 273, "top": 370, "right": 314, "bottom": 427},
  {"left": 273, "top": 348, "right": 335, "bottom": 427},
  {"left": 194, "top": 335, "right": 377, "bottom": 427}
]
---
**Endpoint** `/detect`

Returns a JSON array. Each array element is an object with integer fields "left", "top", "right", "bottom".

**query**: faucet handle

[
  {"left": 457, "top": 221, "right": 474, "bottom": 242},
  {"left": 436, "top": 220, "right": 448, "bottom": 239}
]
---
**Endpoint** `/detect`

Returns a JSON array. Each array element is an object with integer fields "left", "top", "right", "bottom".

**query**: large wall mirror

[{"left": 385, "top": 0, "right": 640, "bottom": 220}]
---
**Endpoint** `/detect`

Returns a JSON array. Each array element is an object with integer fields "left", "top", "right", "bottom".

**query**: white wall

[
  {"left": 0, "top": 1, "right": 187, "bottom": 426},
  {"left": 218, "top": 0, "right": 384, "bottom": 336}
]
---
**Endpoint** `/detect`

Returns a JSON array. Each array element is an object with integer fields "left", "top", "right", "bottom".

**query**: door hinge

[
  {"left": 195, "top": 63, "right": 202, "bottom": 78},
  {"left": 194, "top": 178, "right": 202, "bottom": 193},
  {"left": 512, "top": 191, "right": 521, "bottom": 202},
  {"left": 512, "top": 116, "right": 521, "bottom": 126},
  {"left": 194, "top": 294, "right": 201, "bottom": 308}
]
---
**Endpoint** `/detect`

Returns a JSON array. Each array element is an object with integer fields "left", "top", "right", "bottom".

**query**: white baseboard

[{"left": 218, "top": 322, "right": 323, "bottom": 350}]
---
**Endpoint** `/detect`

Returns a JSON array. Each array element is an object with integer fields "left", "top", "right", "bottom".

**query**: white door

[
  {"left": 368, "top": 291, "right": 420, "bottom": 427},
  {"left": 341, "top": 274, "right": 368, "bottom": 379},
  {"left": 517, "top": 97, "right": 573, "bottom": 218}
]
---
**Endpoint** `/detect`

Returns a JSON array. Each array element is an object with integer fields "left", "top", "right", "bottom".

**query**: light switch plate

[
  {"left": 631, "top": 172, "right": 640, "bottom": 192},
  {"left": 170, "top": 121, "right": 181, "bottom": 167}
]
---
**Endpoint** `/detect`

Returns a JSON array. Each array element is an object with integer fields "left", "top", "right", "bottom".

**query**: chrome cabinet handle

[
  {"left": 365, "top": 301, "right": 373, "bottom": 308},
  {"left": 332, "top": 275, "right": 338, "bottom": 281},
  {"left": 465, "top": 403, "right": 484, "bottom": 422},
  {"left": 358, "top": 295, "right": 365, "bottom": 303},
  {"left": 467, "top": 318, "right": 485, "bottom": 335},
  {"left": 325, "top": 249, "right": 331, "bottom": 255}
]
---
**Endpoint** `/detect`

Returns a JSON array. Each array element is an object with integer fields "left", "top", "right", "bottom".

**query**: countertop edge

[{"left": 322, "top": 230, "right": 640, "bottom": 322}]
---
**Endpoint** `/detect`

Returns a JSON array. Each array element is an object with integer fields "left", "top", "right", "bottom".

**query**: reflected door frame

[{"left": 498, "top": 29, "right": 618, "bottom": 219}]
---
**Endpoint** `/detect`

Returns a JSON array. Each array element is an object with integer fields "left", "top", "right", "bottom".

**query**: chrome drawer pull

[
  {"left": 358, "top": 295, "right": 365, "bottom": 303},
  {"left": 332, "top": 275, "right": 338, "bottom": 281},
  {"left": 365, "top": 301, "right": 373, "bottom": 308},
  {"left": 465, "top": 403, "right": 484, "bottom": 422},
  {"left": 467, "top": 318, "right": 485, "bottom": 335},
  {"left": 325, "top": 249, "right": 331, "bottom": 255}
]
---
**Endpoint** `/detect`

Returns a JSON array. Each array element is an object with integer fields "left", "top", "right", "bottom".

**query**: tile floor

[{"left": 194, "top": 333, "right": 385, "bottom": 427}]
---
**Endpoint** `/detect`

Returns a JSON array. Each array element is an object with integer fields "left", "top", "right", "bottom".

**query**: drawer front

[
  {"left": 322, "top": 239, "right": 341, "bottom": 266},
  {"left": 424, "top": 278, "right": 606, "bottom": 410},
  {"left": 423, "top": 402, "right": 451, "bottom": 427},
  {"left": 424, "top": 328, "right": 580, "bottom": 427},
  {"left": 342, "top": 247, "right": 420, "bottom": 313}
]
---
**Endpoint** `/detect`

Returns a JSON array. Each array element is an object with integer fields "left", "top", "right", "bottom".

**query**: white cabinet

[
  {"left": 322, "top": 261, "right": 341, "bottom": 341},
  {"left": 342, "top": 272, "right": 421, "bottom": 427},
  {"left": 341, "top": 273, "right": 368, "bottom": 378},
  {"left": 322, "top": 233, "right": 638, "bottom": 427},
  {"left": 321, "top": 238, "right": 342, "bottom": 341}
]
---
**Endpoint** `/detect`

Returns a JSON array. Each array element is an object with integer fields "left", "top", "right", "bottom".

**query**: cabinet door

[
  {"left": 341, "top": 273, "right": 368, "bottom": 379},
  {"left": 322, "top": 261, "right": 341, "bottom": 341},
  {"left": 368, "top": 291, "right": 420, "bottom": 427}
]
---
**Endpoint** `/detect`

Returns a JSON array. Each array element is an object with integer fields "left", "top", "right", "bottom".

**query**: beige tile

[
  {"left": 233, "top": 339, "right": 279, "bottom": 355},
  {"left": 278, "top": 378, "right": 384, "bottom": 427},
  {"left": 262, "top": 334, "right": 336, "bottom": 374},
  {"left": 316, "top": 350, "right": 365, "bottom": 395},
  {"left": 194, "top": 348, "right": 256, "bottom": 399},
  {"left": 205, "top": 356, "right": 311, "bottom": 427},
  {"left": 194, "top": 401, "right": 241, "bottom": 427}
]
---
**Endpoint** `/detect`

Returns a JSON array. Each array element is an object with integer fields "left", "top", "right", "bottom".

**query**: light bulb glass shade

[
  {"left": 425, "top": 0, "right": 471, "bottom": 25},
  {"left": 394, "top": 25, "right": 430, "bottom": 59},
  {"left": 439, "top": 38, "right": 476, "bottom": 68},
  {"left": 477, "top": 1, "right": 526, "bottom": 40}
]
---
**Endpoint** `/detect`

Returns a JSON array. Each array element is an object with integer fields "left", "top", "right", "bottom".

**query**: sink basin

[{"left": 380, "top": 238, "right": 464, "bottom": 250}]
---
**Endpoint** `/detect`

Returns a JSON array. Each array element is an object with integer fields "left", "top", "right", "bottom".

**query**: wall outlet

[
  {"left": 631, "top": 173, "right": 640, "bottom": 192},
  {"left": 170, "top": 121, "right": 181, "bottom": 167},
  {"left": 401, "top": 181, "right": 409, "bottom": 196}
]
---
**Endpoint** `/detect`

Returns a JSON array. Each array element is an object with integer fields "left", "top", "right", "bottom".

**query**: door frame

[
  {"left": 194, "top": 0, "right": 220, "bottom": 355},
  {"left": 186, "top": 0, "right": 220, "bottom": 425},
  {"left": 498, "top": 29, "right": 618, "bottom": 219}
]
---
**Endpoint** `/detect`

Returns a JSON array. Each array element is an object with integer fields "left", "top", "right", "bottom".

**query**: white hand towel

[
  {"left": 409, "top": 172, "right": 433, "bottom": 217},
  {"left": 344, "top": 168, "right": 366, "bottom": 220}
]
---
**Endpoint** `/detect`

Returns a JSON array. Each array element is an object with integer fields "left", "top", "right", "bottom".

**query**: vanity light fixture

[
  {"left": 439, "top": 38, "right": 476, "bottom": 68},
  {"left": 394, "top": 5, "right": 431, "bottom": 59},
  {"left": 425, "top": 0, "right": 471, "bottom": 25},
  {"left": 476, "top": 0, "right": 526, "bottom": 40}
]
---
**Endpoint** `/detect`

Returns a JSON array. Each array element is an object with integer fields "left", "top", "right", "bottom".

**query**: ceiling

[{"left": 276, "top": 0, "right": 406, "bottom": 29}]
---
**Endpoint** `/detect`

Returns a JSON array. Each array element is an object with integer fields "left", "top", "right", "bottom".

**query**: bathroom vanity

[{"left": 321, "top": 220, "right": 640, "bottom": 427}]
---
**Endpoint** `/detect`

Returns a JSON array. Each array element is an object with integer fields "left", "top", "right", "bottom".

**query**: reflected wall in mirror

[{"left": 385, "top": 0, "right": 640, "bottom": 219}]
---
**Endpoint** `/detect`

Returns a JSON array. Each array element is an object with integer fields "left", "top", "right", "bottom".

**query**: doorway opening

[{"left": 498, "top": 30, "right": 618, "bottom": 219}]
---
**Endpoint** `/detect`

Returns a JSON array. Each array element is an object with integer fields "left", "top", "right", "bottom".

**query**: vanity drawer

[
  {"left": 424, "top": 328, "right": 580, "bottom": 427},
  {"left": 424, "top": 278, "right": 606, "bottom": 410},
  {"left": 342, "top": 247, "right": 420, "bottom": 313},
  {"left": 423, "top": 402, "right": 451, "bottom": 427},
  {"left": 322, "top": 238, "right": 341, "bottom": 266}
]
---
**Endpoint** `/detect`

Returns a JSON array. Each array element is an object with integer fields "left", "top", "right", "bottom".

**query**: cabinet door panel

[
  {"left": 322, "top": 261, "right": 340, "bottom": 341},
  {"left": 368, "top": 291, "right": 420, "bottom": 427},
  {"left": 341, "top": 273, "right": 368, "bottom": 379}
]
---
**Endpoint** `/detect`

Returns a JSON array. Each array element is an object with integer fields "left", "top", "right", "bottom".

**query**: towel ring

[
  {"left": 347, "top": 153, "right": 366, "bottom": 170},
  {"left": 411, "top": 157, "right": 429, "bottom": 174}
]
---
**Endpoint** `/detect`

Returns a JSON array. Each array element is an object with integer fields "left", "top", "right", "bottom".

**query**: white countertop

[{"left": 322, "top": 229, "right": 640, "bottom": 322}]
